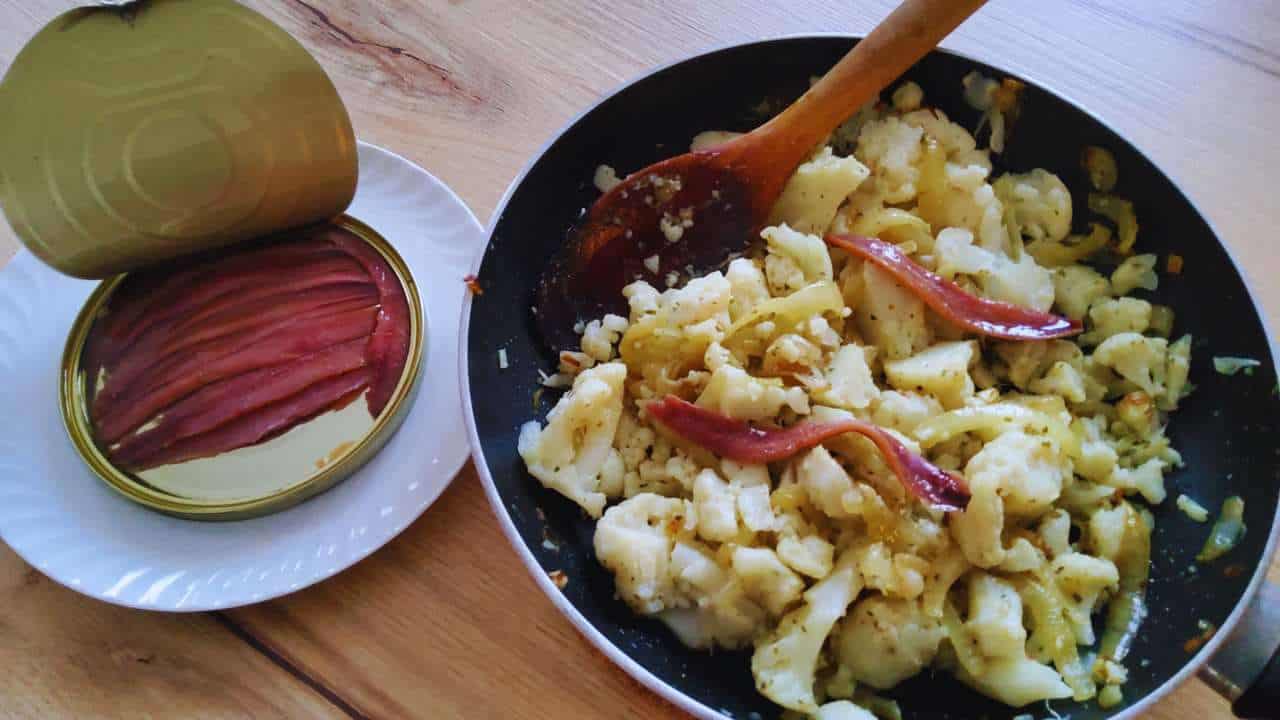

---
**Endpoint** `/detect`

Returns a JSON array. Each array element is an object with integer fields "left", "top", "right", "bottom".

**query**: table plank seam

[{"left": 215, "top": 611, "right": 370, "bottom": 720}]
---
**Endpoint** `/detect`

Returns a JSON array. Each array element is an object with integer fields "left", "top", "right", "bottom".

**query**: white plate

[{"left": 0, "top": 142, "right": 482, "bottom": 611}]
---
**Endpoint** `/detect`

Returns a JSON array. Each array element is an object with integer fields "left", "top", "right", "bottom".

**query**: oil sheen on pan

[{"left": 81, "top": 223, "right": 410, "bottom": 498}]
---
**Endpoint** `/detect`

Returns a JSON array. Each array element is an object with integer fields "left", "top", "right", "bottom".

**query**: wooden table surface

[{"left": 2, "top": 1, "right": 1277, "bottom": 718}]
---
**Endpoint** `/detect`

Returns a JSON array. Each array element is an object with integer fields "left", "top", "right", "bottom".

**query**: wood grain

[
  {"left": 0, "top": 546, "right": 345, "bottom": 719},
  {"left": 1, "top": 1, "right": 1278, "bottom": 718}
]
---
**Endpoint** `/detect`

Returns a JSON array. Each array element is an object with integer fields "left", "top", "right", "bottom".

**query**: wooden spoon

[{"left": 534, "top": 0, "right": 986, "bottom": 350}]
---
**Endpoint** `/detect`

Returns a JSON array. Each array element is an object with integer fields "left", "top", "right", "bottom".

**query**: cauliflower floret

[
  {"left": 777, "top": 534, "right": 835, "bottom": 579},
  {"left": 593, "top": 164, "right": 621, "bottom": 193},
  {"left": 934, "top": 227, "right": 1054, "bottom": 311},
  {"left": 813, "top": 344, "right": 880, "bottom": 410},
  {"left": 593, "top": 493, "right": 693, "bottom": 613},
  {"left": 733, "top": 547, "right": 806, "bottom": 616},
  {"left": 1052, "top": 265, "right": 1111, "bottom": 322},
  {"left": 1105, "top": 457, "right": 1168, "bottom": 504},
  {"left": 667, "top": 271, "right": 731, "bottom": 327},
  {"left": 956, "top": 657, "right": 1072, "bottom": 707},
  {"left": 797, "top": 446, "right": 862, "bottom": 520},
  {"left": 883, "top": 341, "right": 976, "bottom": 409},
  {"left": 752, "top": 561, "right": 861, "bottom": 711},
  {"left": 1051, "top": 552, "right": 1119, "bottom": 644},
  {"left": 518, "top": 362, "right": 627, "bottom": 517},
  {"left": 1039, "top": 509, "right": 1072, "bottom": 558},
  {"left": 761, "top": 333, "right": 824, "bottom": 382},
  {"left": 662, "top": 541, "right": 765, "bottom": 649},
  {"left": 1088, "top": 503, "right": 1128, "bottom": 562},
  {"left": 697, "top": 365, "right": 807, "bottom": 421},
  {"left": 950, "top": 475, "right": 1005, "bottom": 567},
  {"left": 994, "top": 168, "right": 1072, "bottom": 242},
  {"left": 692, "top": 469, "right": 738, "bottom": 542},
  {"left": 871, "top": 390, "right": 943, "bottom": 435},
  {"left": 768, "top": 149, "right": 871, "bottom": 235},
  {"left": 902, "top": 108, "right": 979, "bottom": 158},
  {"left": 725, "top": 257, "right": 770, "bottom": 321},
  {"left": 963, "top": 431, "right": 1067, "bottom": 517},
  {"left": 966, "top": 573, "right": 1027, "bottom": 660},
  {"left": 835, "top": 596, "right": 944, "bottom": 690},
  {"left": 1029, "top": 360, "right": 1087, "bottom": 403},
  {"left": 1111, "top": 253, "right": 1159, "bottom": 295},
  {"left": 622, "top": 280, "right": 662, "bottom": 320},
  {"left": 1072, "top": 416, "right": 1119, "bottom": 484},
  {"left": 891, "top": 81, "right": 924, "bottom": 112},
  {"left": 855, "top": 263, "right": 933, "bottom": 360},
  {"left": 997, "top": 537, "right": 1045, "bottom": 573},
  {"left": 1082, "top": 297, "right": 1152, "bottom": 345},
  {"left": 1092, "top": 332, "right": 1168, "bottom": 397},
  {"left": 855, "top": 116, "right": 925, "bottom": 203},
  {"left": 580, "top": 313, "right": 629, "bottom": 363}
]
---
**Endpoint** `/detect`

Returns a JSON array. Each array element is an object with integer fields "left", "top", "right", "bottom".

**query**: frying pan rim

[{"left": 459, "top": 32, "right": 1280, "bottom": 720}]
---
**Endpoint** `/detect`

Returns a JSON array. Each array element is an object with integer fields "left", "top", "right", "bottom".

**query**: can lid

[{"left": 0, "top": 0, "right": 357, "bottom": 278}]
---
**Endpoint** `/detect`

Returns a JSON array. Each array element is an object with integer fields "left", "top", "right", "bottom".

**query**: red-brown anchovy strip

[
  {"left": 646, "top": 395, "right": 970, "bottom": 511},
  {"left": 110, "top": 339, "right": 370, "bottom": 468},
  {"left": 99, "top": 283, "right": 377, "bottom": 408},
  {"left": 323, "top": 228, "right": 411, "bottom": 416},
  {"left": 97, "top": 305, "right": 378, "bottom": 443},
  {"left": 825, "top": 233, "right": 1081, "bottom": 340},
  {"left": 126, "top": 368, "right": 374, "bottom": 470}
]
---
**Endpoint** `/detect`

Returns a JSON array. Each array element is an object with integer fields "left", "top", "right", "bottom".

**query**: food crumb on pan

[
  {"left": 1176, "top": 494, "right": 1209, "bottom": 522},
  {"left": 464, "top": 273, "right": 483, "bottom": 295},
  {"left": 548, "top": 569, "right": 568, "bottom": 589},
  {"left": 1223, "top": 563, "right": 1246, "bottom": 578},
  {"left": 593, "top": 164, "right": 621, "bottom": 193},
  {"left": 1166, "top": 253, "right": 1184, "bottom": 274},
  {"left": 1183, "top": 619, "right": 1216, "bottom": 653},
  {"left": 498, "top": 348, "right": 509, "bottom": 370}
]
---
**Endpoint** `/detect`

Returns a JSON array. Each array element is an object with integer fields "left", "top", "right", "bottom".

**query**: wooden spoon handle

[{"left": 759, "top": 0, "right": 987, "bottom": 151}]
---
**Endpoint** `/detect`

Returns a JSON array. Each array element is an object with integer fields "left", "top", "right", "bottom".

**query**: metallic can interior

[{"left": 58, "top": 215, "right": 425, "bottom": 521}]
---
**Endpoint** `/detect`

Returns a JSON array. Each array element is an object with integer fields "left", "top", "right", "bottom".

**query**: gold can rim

[{"left": 58, "top": 215, "right": 425, "bottom": 521}]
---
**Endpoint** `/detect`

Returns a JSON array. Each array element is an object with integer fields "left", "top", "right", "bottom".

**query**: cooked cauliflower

[
  {"left": 883, "top": 340, "right": 976, "bottom": 409},
  {"left": 1111, "top": 254, "right": 1159, "bottom": 295},
  {"left": 962, "top": 430, "right": 1067, "bottom": 517},
  {"left": 813, "top": 344, "right": 880, "bottom": 410},
  {"left": 857, "top": 116, "right": 925, "bottom": 203},
  {"left": 855, "top": 262, "right": 932, "bottom": 360},
  {"left": 1082, "top": 297, "right": 1152, "bottom": 346},
  {"left": 1053, "top": 265, "right": 1111, "bottom": 322},
  {"left": 836, "top": 595, "right": 943, "bottom": 689},
  {"left": 519, "top": 362, "right": 627, "bottom": 517},
  {"left": 994, "top": 168, "right": 1072, "bottom": 242},
  {"left": 1092, "top": 332, "right": 1168, "bottom": 398},
  {"left": 752, "top": 562, "right": 861, "bottom": 711},
  {"left": 768, "top": 149, "right": 871, "bottom": 235},
  {"left": 593, "top": 493, "right": 693, "bottom": 613}
]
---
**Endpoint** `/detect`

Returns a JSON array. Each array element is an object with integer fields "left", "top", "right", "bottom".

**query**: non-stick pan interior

[{"left": 467, "top": 36, "right": 1280, "bottom": 719}]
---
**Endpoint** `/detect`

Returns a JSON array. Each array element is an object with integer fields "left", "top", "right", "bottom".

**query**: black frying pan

[{"left": 461, "top": 36, "right": 1280, "bottom": 719}]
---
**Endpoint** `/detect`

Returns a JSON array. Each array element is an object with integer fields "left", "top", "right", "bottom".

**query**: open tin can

[{"left": 0, "top": 1, "right": 425, "bottom": 519}]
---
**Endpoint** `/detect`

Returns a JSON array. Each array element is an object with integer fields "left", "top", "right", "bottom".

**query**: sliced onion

[
  {"left": 825, "top": 233, "right": 1081, "bottom": 341},
  {"left": 1197, "top": 496, "right": 1246, "bottom": 564},
  {"left": 645, "top": 395, "right": 970, "bottom": 511}
]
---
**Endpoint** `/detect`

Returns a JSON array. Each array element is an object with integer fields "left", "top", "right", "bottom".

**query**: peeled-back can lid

[{"left": 0, "top": 0, "right": 357, "bottom": 278}]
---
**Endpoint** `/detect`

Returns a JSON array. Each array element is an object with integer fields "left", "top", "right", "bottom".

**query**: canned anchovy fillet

[{"left": 60, "top": 217, "right": 425, "bottom": 520}]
